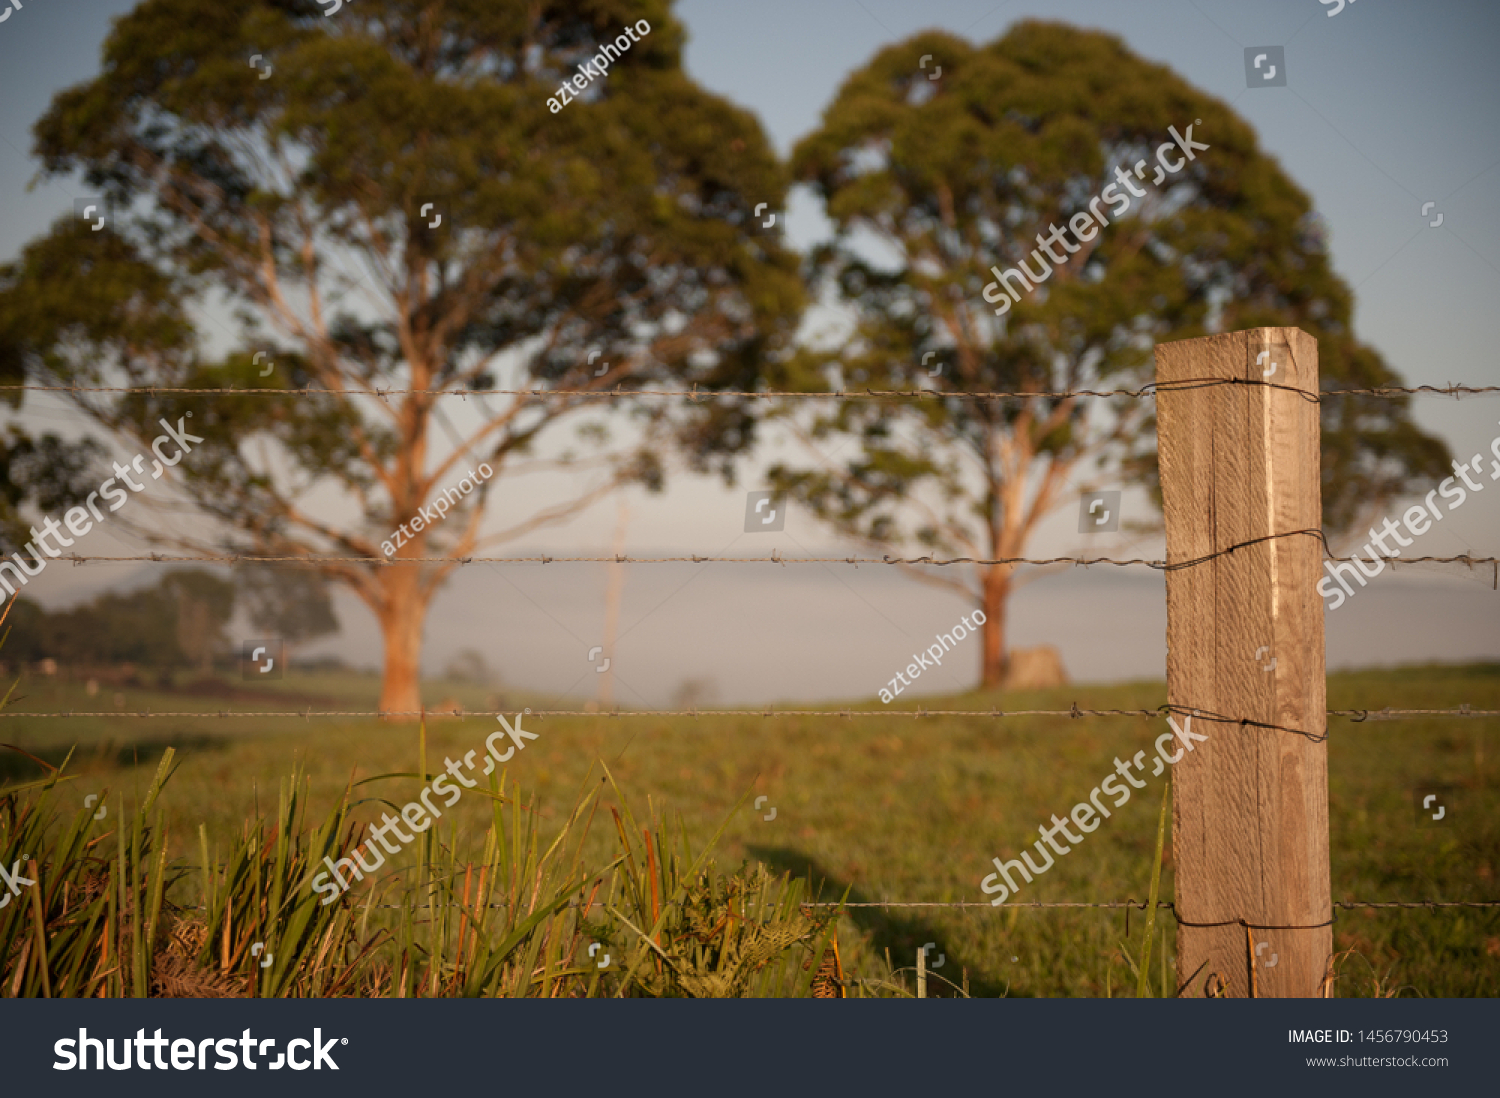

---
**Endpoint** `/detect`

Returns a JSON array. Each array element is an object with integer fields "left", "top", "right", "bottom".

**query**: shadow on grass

[
  {"left": 746, "top": 843, "right": 1010, "bottom": 998},
  {"left": 0, "top": 734, "right": 227, "bottom": 785}
]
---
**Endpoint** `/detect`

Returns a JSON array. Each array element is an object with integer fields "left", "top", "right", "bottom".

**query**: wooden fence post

[{"left": 1156, "top": 327, "right": 1332, "bottom": 998}]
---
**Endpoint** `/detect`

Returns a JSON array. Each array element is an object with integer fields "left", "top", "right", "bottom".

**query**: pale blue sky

[{"left": 2, "top": 0, "right": 1497, "bottom": 702}]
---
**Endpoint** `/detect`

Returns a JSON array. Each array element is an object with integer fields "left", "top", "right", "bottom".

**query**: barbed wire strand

[
  {"left": 6, "top": 379, "right": 1498, "bottom": 401},
  {"left": 161, "top": 899, "right": 1499, "bottom": 912},
  {"left": 811, "top": 900, "right": 1500, "bottom": 911},
  {"left": 1, "top": 706, "right": 1493, "bottom": 721},
  {"left": 36, "top": 548, "right": 1500, "bottom": 569}
]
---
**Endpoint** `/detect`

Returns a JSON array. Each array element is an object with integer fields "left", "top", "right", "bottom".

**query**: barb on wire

[{"left": 5, "top": 379, "right": 1497, "bottom": 400}]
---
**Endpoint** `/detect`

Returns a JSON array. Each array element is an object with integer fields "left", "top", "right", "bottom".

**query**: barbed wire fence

[{"left": 4, "top": 362, "right": 1498, "bottom": 989}]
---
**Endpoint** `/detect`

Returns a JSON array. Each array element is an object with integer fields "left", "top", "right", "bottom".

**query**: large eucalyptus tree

[
  {"left": 776, "top": 21, "right": 1447, "bottom": 687},
  {"left": 0, "top": 0, "right": 801, "bottom": 710}
]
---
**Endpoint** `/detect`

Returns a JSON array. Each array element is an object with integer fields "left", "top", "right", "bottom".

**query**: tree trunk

[
  {"left": 376, "top": 565, "right": 429, "bottom": 716},
  {"left": 979, "top": 564, "right": 1011, "bottom": 689}
]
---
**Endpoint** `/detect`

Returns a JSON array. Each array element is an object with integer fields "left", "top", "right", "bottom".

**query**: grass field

[{"left": 3, "top": 662, "right": 1497, "bottom": 996}]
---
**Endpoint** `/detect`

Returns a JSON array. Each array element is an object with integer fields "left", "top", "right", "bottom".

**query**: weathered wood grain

[{"left": 1156, "top": 328, "right": 1331, "bottom": 998}]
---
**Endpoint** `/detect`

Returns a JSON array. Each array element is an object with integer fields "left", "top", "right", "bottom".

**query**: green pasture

[{"left": 3, "top": 663, "right": 1496, "bottom": 997}]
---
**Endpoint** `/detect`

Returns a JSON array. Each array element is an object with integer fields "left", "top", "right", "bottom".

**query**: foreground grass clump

[{"left": 0, "top": 748, "right": 847, "bottom": 998}]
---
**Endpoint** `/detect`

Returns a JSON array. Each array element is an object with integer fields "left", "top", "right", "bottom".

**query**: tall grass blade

[{"left": 1135, "top": 775, "right": 1171, "bottom": 999}]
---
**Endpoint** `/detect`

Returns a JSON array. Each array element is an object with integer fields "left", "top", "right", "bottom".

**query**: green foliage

[
  {"left": 2, "top": 568, "right": 234, "bottom": 670},
  {"left": 190, "top": 766, "right": 376, "bottom": 997},
  {"left": 161, "top": 570, "right": 238, "bottom": 675},
  {"left": 775, "top": 21, "right": 1449, "bottom": 562},
  {"left": 4, "top": 0, "right": 803, "bottom": 495},
  {"left": 0, "top": 741, "right": 843, "bottom": 998},
  {"left": 346, "top": 754, "right": 616, "bottom": 999},
  {"left": 0, "top": 748, "right": 181, "bottom": 998},
  {"left": 1115, "top": 776, "right": 1169, "bottom": 998},
  {"left": 235, "top": 563, "right": 338, "bottom": 647},
  {"left": 595, "top": 768, "right": 842, "bottom": 997},
  {"left": 0, "top": 216, "right": 176, "bottom": 556},
  {"left": 0, "top": 431, "right": 107, "bottom": 556},
  {"left": 443, "top": 649, "right": 495, "bottom": 686}
]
